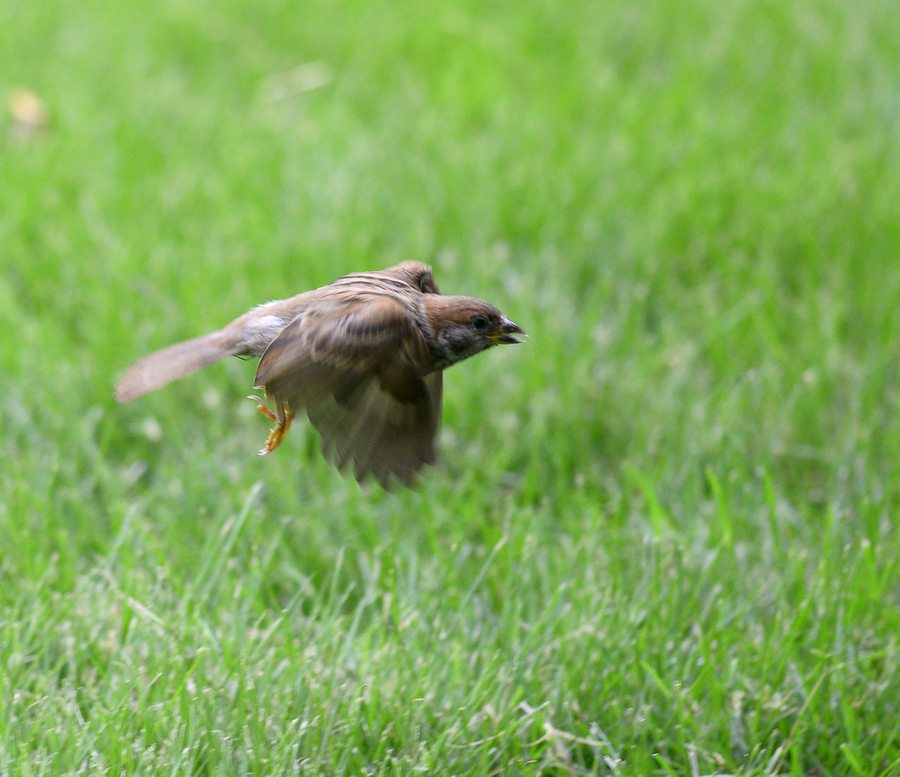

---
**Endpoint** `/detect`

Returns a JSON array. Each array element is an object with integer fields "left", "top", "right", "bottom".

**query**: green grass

[{"left": 2, "top": 0, "right": 900, "bottom": 773}]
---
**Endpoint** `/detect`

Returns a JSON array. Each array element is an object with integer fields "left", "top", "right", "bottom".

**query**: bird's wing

[{"left": 253, "top": 295, "right": 441, "bottom": 486}]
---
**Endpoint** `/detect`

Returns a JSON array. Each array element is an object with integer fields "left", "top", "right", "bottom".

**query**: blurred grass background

[{"left": 2, "top": 0, "right": 900, "bottom": 773}]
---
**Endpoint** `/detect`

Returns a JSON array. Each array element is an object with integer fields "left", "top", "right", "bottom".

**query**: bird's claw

[
  {"left": 248, "top": 395, "right": 294, "bottom": 454},
  {"left": 248, "top": 395, "right": 277, "bottom": 421}
]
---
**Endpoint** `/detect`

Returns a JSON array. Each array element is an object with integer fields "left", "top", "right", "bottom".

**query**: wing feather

[{"left": 253, "top": 294, "right": 441, "bottom": 486}]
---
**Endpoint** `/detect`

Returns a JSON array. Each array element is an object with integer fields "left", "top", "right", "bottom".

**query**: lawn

[{"left": 2, "top": 0, "right": 900, "bottom": 773}]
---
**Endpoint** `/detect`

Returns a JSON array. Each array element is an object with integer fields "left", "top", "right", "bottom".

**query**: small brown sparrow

[{"left": 116, "top": 262, "right": 525, "bottom": 486}]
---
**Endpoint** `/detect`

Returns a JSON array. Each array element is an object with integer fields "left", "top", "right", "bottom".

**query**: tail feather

[{"left": 115, "top": 331, "right": 235, "bottom": 403}]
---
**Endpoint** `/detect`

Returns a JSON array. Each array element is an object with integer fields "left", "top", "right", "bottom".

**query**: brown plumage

[{"left": 116, "top": 262, "right": 525, "bottom": 486}]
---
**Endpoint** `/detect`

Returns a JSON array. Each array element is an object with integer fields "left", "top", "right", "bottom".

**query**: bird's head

[{"left": 423, "top": 296, "right": 526, "bottom": 369}]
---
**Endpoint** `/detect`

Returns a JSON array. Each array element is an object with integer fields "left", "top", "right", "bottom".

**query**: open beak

[{"left": 489, "top": 316, "right": 527, "bottom": 345}]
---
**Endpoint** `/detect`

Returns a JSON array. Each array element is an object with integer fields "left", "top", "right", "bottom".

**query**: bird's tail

[{"left": 115, "top": 331, "right": 236, "bottom": 403}]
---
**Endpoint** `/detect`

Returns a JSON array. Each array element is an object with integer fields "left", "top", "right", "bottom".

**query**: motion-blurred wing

[
  {"left": 253, "top": 295, "right": 441, "bottom": 486},
  {"left": 307, "top": 370, "right": 442, "bottom": 487}
]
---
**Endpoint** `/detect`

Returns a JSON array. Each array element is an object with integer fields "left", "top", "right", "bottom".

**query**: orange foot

[{"left": 248, "top": 396, "right": 295, "bottom": 455}]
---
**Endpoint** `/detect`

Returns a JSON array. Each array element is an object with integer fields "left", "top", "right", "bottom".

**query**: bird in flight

[{"left": 116, "top": 262, "right": 526, "bottom": 487}]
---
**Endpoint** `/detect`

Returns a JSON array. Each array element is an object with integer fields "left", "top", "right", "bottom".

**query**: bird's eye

[{"left": 471, "top": 315, "right": 488, "bottom": 332}]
